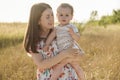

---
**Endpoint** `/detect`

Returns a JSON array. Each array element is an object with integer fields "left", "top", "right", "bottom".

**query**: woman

[{"left": 24, "top": 3, "right": 80, "bottom": 80}]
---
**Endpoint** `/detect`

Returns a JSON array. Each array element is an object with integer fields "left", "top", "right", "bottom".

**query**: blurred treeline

[{"left": 74, "top": 9, "right": 120, "bottom": 34}]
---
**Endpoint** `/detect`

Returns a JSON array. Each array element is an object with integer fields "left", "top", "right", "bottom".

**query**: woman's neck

[{"left": 40, "top": 29, "right": 50, "bottom": 38}]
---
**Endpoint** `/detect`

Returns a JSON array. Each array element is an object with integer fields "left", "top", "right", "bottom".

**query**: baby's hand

[
  {"left": 68, "top": 27, "right": 74, "bottom": 35},
  {"left": 42, "top": 45, "right": 49, "bottom": 52}
]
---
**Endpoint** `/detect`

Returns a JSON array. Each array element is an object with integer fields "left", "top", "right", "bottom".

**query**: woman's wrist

[{"left": 58, "top": 58, "right": 68, "bottom": 65}]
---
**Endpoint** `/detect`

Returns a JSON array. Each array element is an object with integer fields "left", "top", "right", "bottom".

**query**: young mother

[{"left": 24, "top": 3, "right": 81, "bottom": 80}]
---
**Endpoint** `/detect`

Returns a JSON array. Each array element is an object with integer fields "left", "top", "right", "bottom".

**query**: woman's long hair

[{"left": 24, "top": 3, "right": 52, "bottom": 53}]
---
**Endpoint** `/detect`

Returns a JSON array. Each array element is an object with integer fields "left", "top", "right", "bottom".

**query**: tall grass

[
  {"left": 79, "top": 24, "right": 120, "bottom": 80},
  {"left": 0, "top": 23, "right": 36, "bottom": 80},
  {"left": 0, "top": 23, "right": 120, "bottom": 80},
  {"left": 0, "top": 23, "right": 26, "bottom": 49}
]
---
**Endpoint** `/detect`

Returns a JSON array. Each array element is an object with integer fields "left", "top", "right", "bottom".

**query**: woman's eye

[
  {"left": 46, "top": 15, "right": 50, "bottom": 19},
  {"left": 46, "top": 16, "right": 50, "bottom": 19}
]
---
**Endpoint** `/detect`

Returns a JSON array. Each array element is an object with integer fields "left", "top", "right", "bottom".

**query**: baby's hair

[{"left": 57, "top": 3, "right": 74, "bottom": 15}]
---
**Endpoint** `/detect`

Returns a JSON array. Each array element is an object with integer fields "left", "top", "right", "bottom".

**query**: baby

[{"left": 43, "top": 3, "right": 85, "bottom": 80}]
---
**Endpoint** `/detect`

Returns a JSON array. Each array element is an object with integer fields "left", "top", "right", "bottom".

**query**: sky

[{"left": 0, "top": 0, "right": 119, "bottom": 22}]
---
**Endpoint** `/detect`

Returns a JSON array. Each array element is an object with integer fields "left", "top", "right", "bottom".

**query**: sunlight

[{"left": 0, "top": 0, "right": 119, "bottom": 22}]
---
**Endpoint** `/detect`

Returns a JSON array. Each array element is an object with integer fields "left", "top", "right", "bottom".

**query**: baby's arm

[
  {"left": 43, "top": 28, "right": 56, "bottom": 51},
  {"left": 68, "top": 27, "right": 80, "bottom": 43}
]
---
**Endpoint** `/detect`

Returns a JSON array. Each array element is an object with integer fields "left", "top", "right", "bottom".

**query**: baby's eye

[
  {"left": 60, "top": 14, "right": 63, "bottom": 16},
  {"left": 66, "top": 15, "right": 69, "bottom": 17},
  {"left": 46, "top": 15, "right": 50, "bottom": 19}
]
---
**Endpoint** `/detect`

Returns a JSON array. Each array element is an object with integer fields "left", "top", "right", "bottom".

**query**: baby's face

[{"left": 57, "top": 7, "right": 73, "bottom": 26}]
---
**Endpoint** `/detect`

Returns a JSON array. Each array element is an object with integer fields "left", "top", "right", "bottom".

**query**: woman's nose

[
  {"left": 49, "top": 17, "right": 54, "bottom": 23},
  {"left": 50, "top": 16, "right": 54, "bottom": 21}
]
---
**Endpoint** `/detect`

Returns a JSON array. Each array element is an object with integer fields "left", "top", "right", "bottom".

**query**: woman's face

[{"left": 39, "top": 8, "right": 54, "bottom": 31}]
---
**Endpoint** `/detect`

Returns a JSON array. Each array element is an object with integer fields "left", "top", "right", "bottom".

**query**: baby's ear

[{"left": 70, "top": 15, "right": 73, "bottom": 20}]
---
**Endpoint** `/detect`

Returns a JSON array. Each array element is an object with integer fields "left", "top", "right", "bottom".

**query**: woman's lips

[{"left": 48, "top": 23, "right": 53, "bottom": 25}]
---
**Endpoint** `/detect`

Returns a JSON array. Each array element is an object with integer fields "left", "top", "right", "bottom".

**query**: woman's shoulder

[{"left": 38, "top": 39, "right": 57, "bottom": 49}]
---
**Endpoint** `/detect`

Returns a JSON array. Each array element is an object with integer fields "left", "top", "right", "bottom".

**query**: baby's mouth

[{"left": 62, "top": 20, "right": 66, "bottom": 22}]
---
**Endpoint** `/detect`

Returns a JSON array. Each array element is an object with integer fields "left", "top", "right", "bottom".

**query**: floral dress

[{"left": 36, "top": 39, "right": 78, "bottom": 80}]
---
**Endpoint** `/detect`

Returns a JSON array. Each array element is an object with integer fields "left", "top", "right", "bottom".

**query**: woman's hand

[
  {"left": 66, "top": 56, "right": 80, "bottom": 63},
  {"left": 60, "top": 47, "right": 80, "bottom": 58}
]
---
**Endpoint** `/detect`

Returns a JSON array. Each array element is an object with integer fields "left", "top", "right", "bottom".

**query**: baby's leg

[
  {"left": 70, "top": 62, "right": 85, "bottom": 80},
  {"left": 50, "top": 64, "right": 63, "bottom": 80},
  {"left": 50, "top": 59, "right": 68, "bottom": 80}
]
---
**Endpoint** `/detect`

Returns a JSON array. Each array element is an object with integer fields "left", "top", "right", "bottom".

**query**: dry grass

[
  {"left": 0, "top": 23, "right": 120, "bottom": 80},
  {"left": 79, "top": 24, "right": 120, "bottom": 80}
]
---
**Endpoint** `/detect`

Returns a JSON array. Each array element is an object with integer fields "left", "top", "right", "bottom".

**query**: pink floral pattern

[{"left": 36, "top": 40, "right": 78, "bottom": 80}]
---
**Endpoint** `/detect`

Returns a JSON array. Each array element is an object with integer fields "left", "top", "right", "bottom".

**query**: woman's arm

[{"left": 31, "top": 48, "right": 78, "bottom": 70}]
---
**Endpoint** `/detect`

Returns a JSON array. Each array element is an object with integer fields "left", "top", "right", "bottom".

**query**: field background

[{"left": 0, "top": 23, "right": 120, "bottom": 80}]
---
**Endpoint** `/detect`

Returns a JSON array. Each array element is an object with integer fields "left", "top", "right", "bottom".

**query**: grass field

[{"left": 0, "top": 23, "right": 120, "bottom": 80}]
